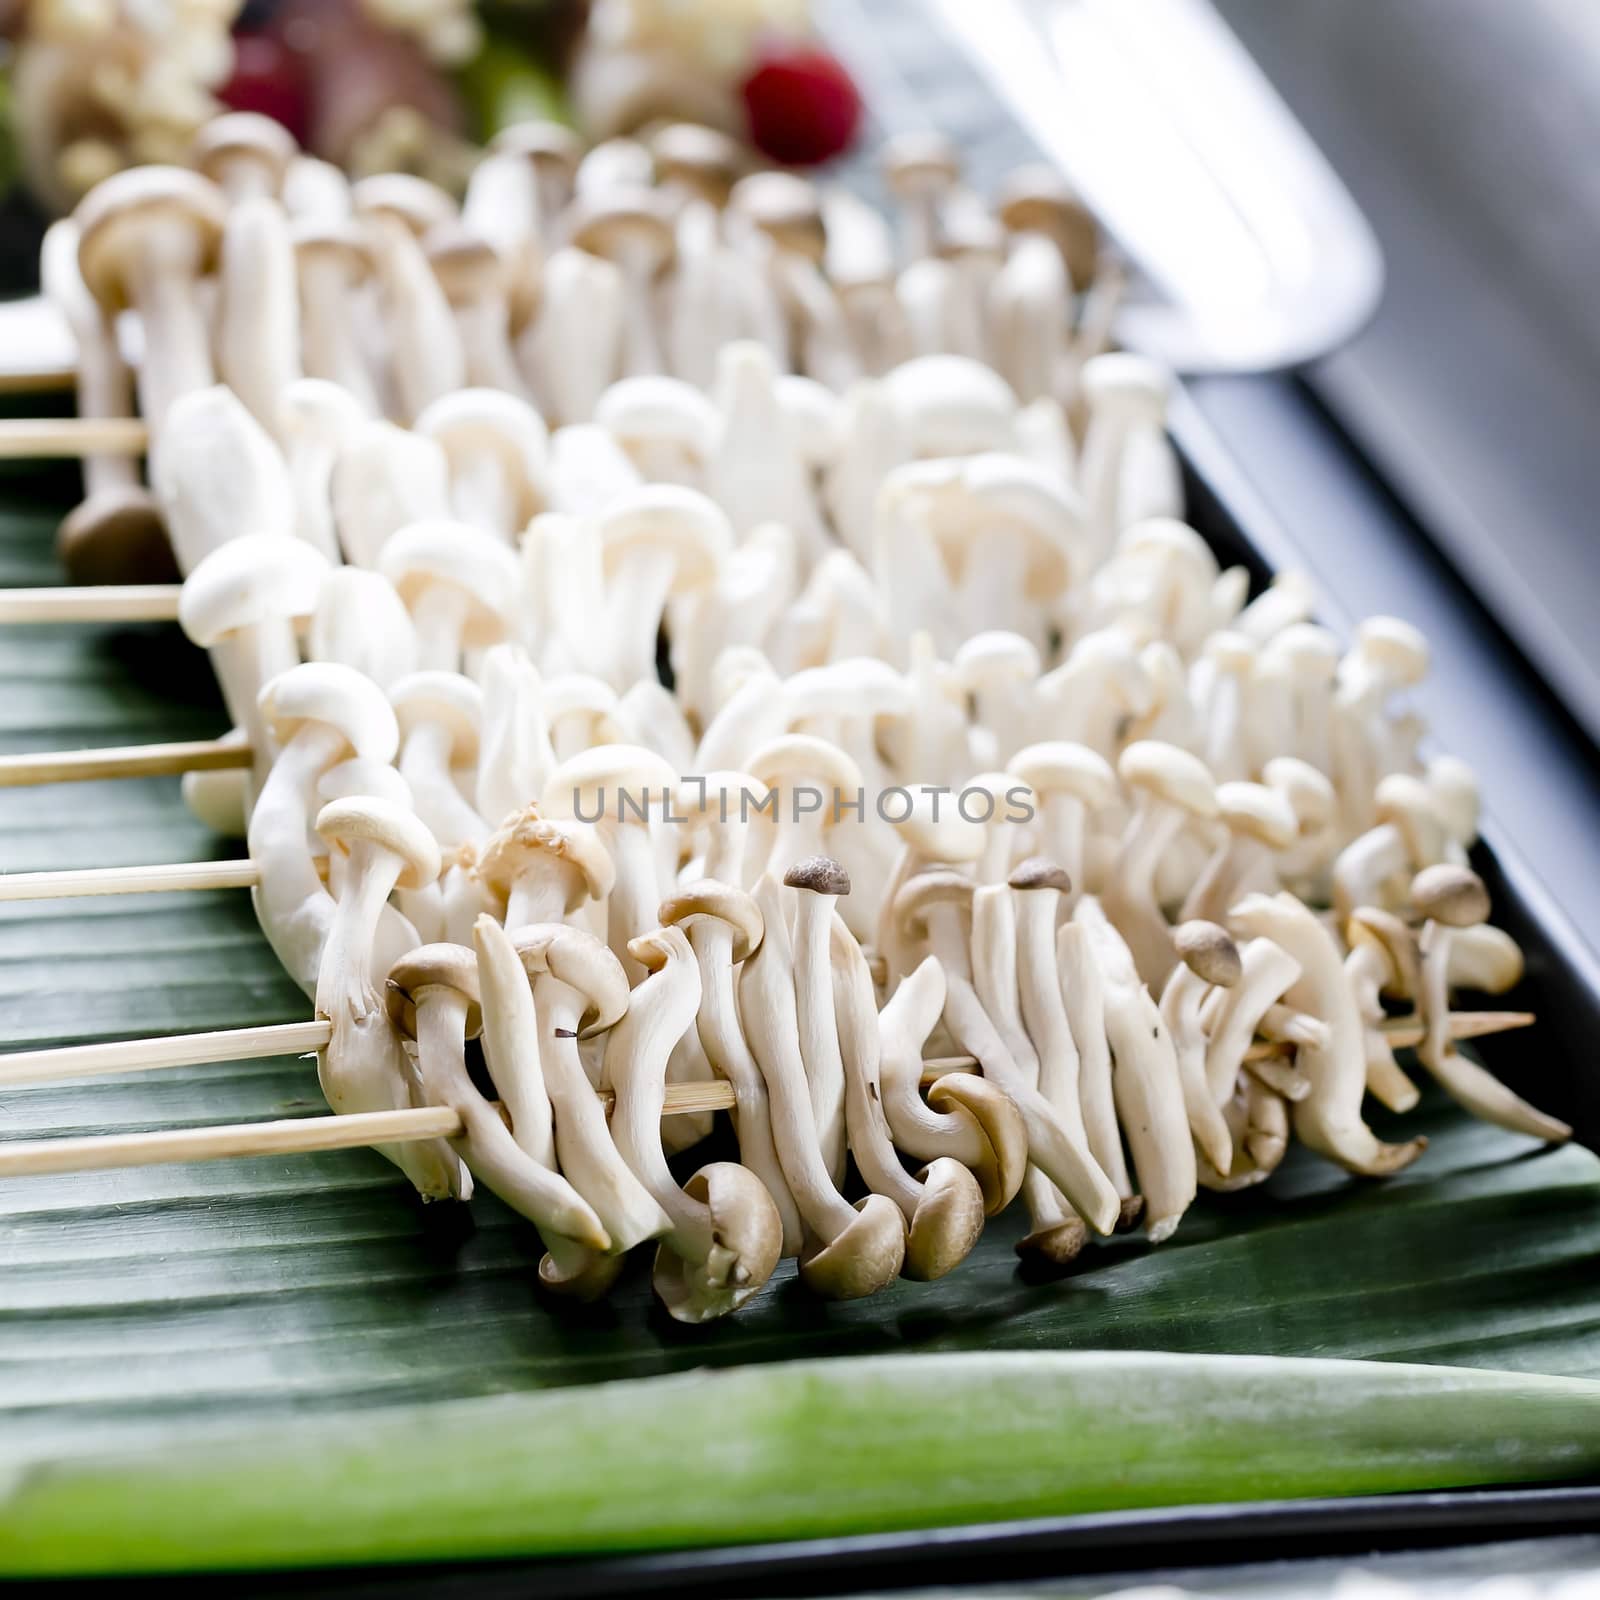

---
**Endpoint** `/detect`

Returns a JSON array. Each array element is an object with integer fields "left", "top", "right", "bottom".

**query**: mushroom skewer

[{"left": 606, "top": 925, "right": 784, "bottom": 1322}]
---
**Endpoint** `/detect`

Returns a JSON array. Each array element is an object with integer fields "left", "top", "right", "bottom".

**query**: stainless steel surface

[{"left": 923, "top": 0, "right": 1384, "bottom": 371}]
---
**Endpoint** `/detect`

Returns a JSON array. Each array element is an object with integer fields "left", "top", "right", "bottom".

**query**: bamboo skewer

[
  {"left": 0, "top": 860, "right": 259, "bottom": 901},
  {"left": 0, "top": 416, "right": 148, "bottom": 458},
  {"left": 0, "top": 585, "right": 180, "bottom": 623},
  {"left": 0, "top": 739, "right": 252, "bottom": 788}
]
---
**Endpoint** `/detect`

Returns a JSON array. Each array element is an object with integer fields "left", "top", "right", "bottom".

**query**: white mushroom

[
  {"left": 281, "top": 379, "right": 368, "bottom": 563},
  {"left": 414, "top": 389, "right": 548, "bottom": 539},
  {"left": 380, "top": 519, "right": 522, "bottom": 672},
  {"left": 1008, "top": 742, "right": 1117, "bottom": 904},
  {"left": 216, "top": 194, "right": 301, "bottom": 444},
  {"left": 1181, "top": 781, "right": 1297, "bottom": 926},
  {"left": 425, "top": 223, "right": 529, "bottom": 398},
  {"left": 521, "top": 247, "right": 624, "bottom": 425},
  {"left": 1158, "top": 921, "right": 1241, "bottom": 1174},
  {"left": 292, "top": 218, "right": 384, "bottom": 415},
  {"left": 330, "top": 419, "right": 452, "bottom": 570},
  {"left": 476, "top": 805, "right": 614, "bottom": 929}
]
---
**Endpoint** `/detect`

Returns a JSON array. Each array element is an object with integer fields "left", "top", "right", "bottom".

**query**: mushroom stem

[
  {"left": 126, "top": 232, "right": 215, "bottom": 431},
  {"left": 1158, "top": 966, "right": 1235, "bottom": 1175},
  {"left": 1203, "top": 938, "right": 1303, "bottom": 1105},
  {"left": 785, "top": 859, "right": 851, "bottom": 1187},
  {"left": 410, "top": 582, "right": 474, "bottom": 672},
  {"left": 1055, "top": 921, "right": 1135, "bottom": 1202},
  {"left": 605, "top": 544, "right": 676, "bottom": 690}
]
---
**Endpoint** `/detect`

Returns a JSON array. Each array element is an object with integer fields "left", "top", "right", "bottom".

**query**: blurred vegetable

[
  {"left": 456, "top": 32, "right": 570, "bottom": 141},
  {"left": 741, "top": 42, "right": 860, "bottom": 166},
  {"left": 218, "top": 30, "right": 313, "bottom": 144}
]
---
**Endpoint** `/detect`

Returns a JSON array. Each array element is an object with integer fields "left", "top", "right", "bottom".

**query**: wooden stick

[
  {"left": 0, "top": 584, "right": 180, "bottom": 624},
  {"left": 0, "top": 860, "right": 258, "bottom": 902},
  {"left": 0, "top": 739, "right": 252, "bottom": 788},
  {"left": 0, "top": 1021, "right": 331, "bottom": 1086},
  {"left": 0, "top": 416, "right": 147, "bottom": 458}
]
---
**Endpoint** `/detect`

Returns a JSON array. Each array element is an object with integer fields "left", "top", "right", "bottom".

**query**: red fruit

[
  {"left": 219, "top": 31, "right": 314, "bottom": 146},
  {"left": 741, "top": 45, "right": 862, "bottom": 167}
]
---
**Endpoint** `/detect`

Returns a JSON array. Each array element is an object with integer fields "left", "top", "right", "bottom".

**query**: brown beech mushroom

[
  {"left": 606, "top": 925, "right": 783, "bottom": 1322},
  {"left": 660, "top": 879, "right": 803, "bottom": 1255},
  {"left": 1410, "top": 866, "right": 1571, "bottom": 1143},
  {"left": 739, "top": 875, "right": 906, "bottom": 1299},
  {"left": 831, "top": 920, "right": 988, "bottom": 1280}
]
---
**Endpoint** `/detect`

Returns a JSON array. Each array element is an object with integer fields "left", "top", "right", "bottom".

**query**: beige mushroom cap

[
  {"left": 543, "top": 743, "right": 679, "bottom": 822},
  {"left": 993, "top": 162, "right": 1098, "bottom": 286},
  {"left": 1008, "top": 857, "right": 1073, "bottom": 894},
  {"left": 1216, "top": 781, "right": 1298, "bottom": 851},
  {"left": 784, "top": 855, "right": 851, "bottom": 897},
  {"left": 1348, "top": 906, "right": 1421, "bottom": 998},
  {"left": 1373, "top": 772, "right": 1448, "bottom": 859},
  {"left": 423, "top": 222, "right": 511, "bottom": 301},
  {"left": 659, "top": 878, "right": 764, "bottom": 963},
  {"left": 414, "top": 390, "right": 548, "bottom": 505},
  {"left": 675, "top": 769, "right": 770, "bottom": 820},
  {"left": 648, "top": 122, "right": 745, "bottom": 201},
  {"left": 953, "top": 630, "right": 1042, "bottom": 692},
  {"left": 1010, "top": 741, "right": 1117, "bottom": 810},
  {"left": 477, "top": 805, "right": 615, "bottom": 910},
  {"left": 512, "top": 923, "right": 630, "bottom": 1035},
  {"left": 902, "top": 1156, "right": 986, "bottom": 1281},
  {"left": 379, "top": 520, "right": 523, "bottom": 649},
  {"left": 1173, "top": 920, "right": 1243, "bottom": 988},
  {"left": 596, "top": 376, "right": 721, "bottom": 458},
  {"left": 1264, "top": 756, "right": 1337, "bottom": 835},
  {"left": 957, "top": 453, "right": 1084, "bottom": 593},
  {"left": 1410, "top": 863, "right": 1491, "bottom": 928},
  {"left": 799, "top": 1193, "right": 907, "bottom": 1301},
  {"left": 883, "top": 355, "right": 1018, "bottom": 457},
  {"left": 881, "top": 130, "right": 962, "bottom": 193},
  {"left": 258, "top": 662, "right": 400, "bottom": 764},
  {"left": 595, "top": 484, "right": 734, "bottom": 592},
  {"left": 316, "top": 797, "right": 441, "bottom": 892},
  {"left": 926, "top": 1072, "right": 1030, "bottom": 1215},
  {"left": 291, "top": 216, "right": 373, "bottom": 276},
  {"left": 192, "top": 112, "right": 297, "bottom": 191},
  {"left": 76, "top": 166, "right": 227, "bottom": 309},
  {"left": 386, "top": 942, "right": 482, "bottom": 1038},
  {"left": 890, "top": 789, "right": 988, "bottom": 864},
  {"left": 179, "top": 534, "right": 330, "bottom": 649},
  {"left": 731, "top": 170, "right": 826, "bottom": 259},
  {"left": 1081, "top": 352, "right": 1171, "bottom": 421},
  {"left": 1349, "top": 614, "right": 1430, "bottom": 686},
  {"left": 491, "top": 119, "right": 582, "bottom": 173},
  {"left": 654, "top": 1161, "right": 785, "bottom": 1321},
  {"left": 893, "top": 870, "right": 977, "bottom": 948},
  {"left": 390, "top": 671, "right": 483, "bottom": 764},
  {"left": 746, "top": 733, "right": 864, "bottom": 806},
  {"left": 568, "top": 187, "right": 676, "bottom": 266},
  {"left": 352, "top": 172, "right": 458, "bottom": 236},
  {"left": 1119, "top": 740, "right": 1219, "bottom": 820}
]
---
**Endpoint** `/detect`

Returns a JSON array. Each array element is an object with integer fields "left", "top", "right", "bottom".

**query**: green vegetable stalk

[{"left": 4, "top": 1351, "right": 1600, "bottom": 1574}]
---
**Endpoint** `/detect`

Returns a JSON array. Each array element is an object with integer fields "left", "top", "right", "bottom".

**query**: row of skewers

[{"left": 0, "top": 111, "right": 1566, "bottom": 1325}]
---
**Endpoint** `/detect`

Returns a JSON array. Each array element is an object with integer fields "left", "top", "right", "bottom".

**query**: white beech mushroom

[
  {"left": 1181, "top": 781, "right": 1298, "bottom": 926},
  {"left": 316, "top": 799, "right": 466, "bottom": 1202},
  {"left": 216, "top": 194, "right": 302, "bottom": 444},
  {"left": 1158, "top": 921, "right": 1241, "bottom": 1175},
  {"left": 660, "top": 879, "right": 803, "bottom": 1256},
  {"left": 1229, "top": 892, "right": 1427, "bottom": 1176},
  {"left": 1331, "top": 615, "right": 1430, "bottom": 836},
  {"left": 1078, "top": 353, "right": 1183, "bottom": 563},
  {"left": 426, "top": 224, "right": 530, "bottom": 399},
  {"left": 1202, "top": 935, "right": 1305, "bottom": 1106},
  {"left": 414, "top": 389, "right": 549, "bottom": 539},
  {"left": 75, "top": 165, "right": 225, "bottom": 430},
  {"left": 379, "top": 519, "right": 522, "bottom": 672},
  {"left": 739, "top": 874, "right": 907, "bottom": 1299},
  {"left": 193, "top": 112, "right": 296, "bottom": 202},
  {"left": 543, "top": 743, "right": 678, "bottom": 980},
  {"left": 1031, "top": 629, "right": 1155, "bottom": 759},
  {"left": 522, "top": 247, "right": 625, "bottom": 425},
  {"left": 360, "top": 207, "right": 467, "bottom": 421},
  {"left": 1074, "top": 896, "right": 1198, "bottom": 1242},
  {"left": 594, "top": 375, "right": 720, "bottom": 485},
  {"left": 594, "top": 483, "right": 733, "bottom": 690},
  {"left": 607, "top": 924, "right": 783, "bottom": 1322},
  {"left": 782, "top": 857, "right": 854, "bottom": 1188},
  {"left": 390, "top": 672, "right": 488, "bottom": 852},
  {"left": 512, "top": 923, "right": 673, "bottom": 1296},
  {"left": 831, "top": 919, "right": 992, "bottom": 1280},
  {"left": 1332, "top": 773, "right": 1451, "bottom": 932},
  {"left": 178, "top": 533, "right": 331, "bottom": 786},
  {"left": 746, "top": 734, "right": 865, "bottom": 879},
  {"left": 311, "top": 567, "right": 418, "bottom": 689},
  {"left": 473, "top": 646, "right": 548, "bottom": 815},
  {"left": 282, "top": 379, "right": 368, "bottom": 563},
  {"left": 1410, "top": 866, "right": 1570, "bottom": 1143},
  {"left": 292, "top": 218, "right": 384, "bottom": 415},
  {"left": 476, "top": 806, "right": 614, "bottom": 929},
  {"left": 1104, "top": 741, "right": 1219, "bottom": 987},
  {"left": 1008, "top": 742, "right": 1117, "bottom": 904},
  {"left": 1202, "top": 1076, "right": 1292, "bottom": 1193},
  {"left": 330, "top": 420, "right": 453, "bottom": 570},
  {"left": 953, "top": 633, "right": 1041, "bottom": 768},
  {"left": 1346, "top": 906, "right": 1424, "bottom": 1114},
  {"left": 568, "top": 188, "right": 677, "bottom": 377},
  {"left": 674, "top": 771, "right": 770, "bottom": 887}
]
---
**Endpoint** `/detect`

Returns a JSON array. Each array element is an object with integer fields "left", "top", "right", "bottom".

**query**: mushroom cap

[
  {"left": 890, "top": 788, "right": 987, "bottom": 864},
  {"left": 1410, "top": 863, "right": 1490, "bottom": 928},
  {"left": 1261, "top": 622, "right": 1341, "bottom": 683},
  {"left": 56, "top": 485, "right": 175, "bottom": 586},
  {"left": 776, "top": 376, "right": 842, "bottom": 465},
  {"left": 511, "top": 923, "right": 630, "bottom": 1034},
  {"left": 1009, "top": 741, "right": 1118, "bottom": 810},
  {"left": 423, "top": 222, "right": 510, "bottom": 301},
  {"left": 731, "top": 169, "right": 825, "bottom": 258},
  {"left": 1448, "top": 924, "right": 1524, "bottom": 994},
  {"left": 1007, "top": 857, "right": 1072, "bottom": 894},
  {"left": 76, "top": 166, "right": 226, "bottom": 309},
  {"left": 568, "top": 186, "right": 676, "bottom": 265},
  {"left": 902, "top": 1156, "right": 986, "bottom": 1281},
  {"left": 1118, "top": 740, "right": 1219, "bottom": 819},
  {"left": 414, "top": 389, "right": 548, "bottom": 505},
  {"left": 543, "top": 673, "right": 627, "bottom": 745},
  {"left": 927, "top": 1072, "right": 1030, "bottom": 1214},
  {"left": 994, "top": 165, "right": 1098, "bottom": 284},
  {"left": 191, "top": 112, "right": 296, "bottom": 190},
  {"left": 966, "top": 769, "right": 1033, "bottom": 817},
  {"left": 952, "top": 453, "right": 1083, "bottom": 592},
  {"left": 1347, "top": 906, "right": 1421, "bottom": 997},
  {"left": 594, "top": 484, "right": 733, "bottom": 592},
  {"left": 290, "top": 216, "right": 373, "bottom": 275},
  {"left": 784, "top": 855, "right": 851, "bottom": 897},
  {"left": 675, "top": 769, "right": 770, "bottom": 820},
  {"left": 390, "top": 671, "right": 483, "bottom": 762},
  {"left": 881, "top": 130, "right": 961, "bottom": 193},
  {"left": 595, "top": 376, "right": 720, "bottom": 457},
  {"left": 351, "top": 172, "right": 457, "bottom": 235},
  {"left": 179, "top": 534, "right": 330, "bottom": 648},
  {"left": 745, "top": 733, "right": 864, "bottom": 805},
  {"left": 1263, "top": 756, "right": 1337, "bottom": 834},
  {"left": 543, "top": 742, "right": 679, "bottom": 820},
  {"left": 894, "top": 869, "right": 977, "bottom": 941},
  {"left": 315, "top": 796, "right": 441, "bottom": 891},
  {"left": 953, "top": 629, "right": 1042, "bottom": 691},
  {"left": 649, "top": 121, "right": 745, "bottom": 198},
  {"left": 1081, "top": 352, "right": 1171, "bottom": 422},
  {"left": 257, "top": 662, "right": 399, "bottom": 763},
  {"left": 1350, "top": 614, "right": 1429, "bottom": 685},
  {"left": 385, "top": 942, "right": 482, "bottom": 1037},
  {"left": 653, "top": 1161, "right": 785, "bottom": 1322},
  {"left": 379, "top": 520, "right": 523, "bottom": 649},
  {"left": 798, "top": 1193, "right": 907, "bottom": 1300},
  {"left": 317, "top": 757, "right": 412, "bottom": 809},
  {"left": 1373, "top": 772, "right": 1448, "bottom": 857},
  {"left": 477, "top": 805, "right": 615, "bottom": 910},
  {"left": 1014, "top": 1215, "right": 1090, "bottom": 1269},
  {"left": 883, "top": 355, "right": 1018, "bottom": 457},
  {"left": 1203, "top": 629, "right": 1258, "bottom": 675},
  {"left": 1173, "top": 920, "right": 1243, "bottom": 988},
  {"left": 660, "top": 878, "right": 765, "bottom": 963},
  {"left": 490, "top": 119, "right": 582, "bottom": 173},
  {"left": 1216, "top": 781, "right": 1298, "bottom": 850},
  {"left": 1426, "top": 754, "right": 1481, "bottom": 847},
  {"left": 782, "top": 659, "right": 912, "bottom": 724}
]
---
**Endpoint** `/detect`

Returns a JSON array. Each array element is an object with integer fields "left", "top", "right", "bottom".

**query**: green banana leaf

[{"left": 2, "top": 462, "right": 1598, "bottom": 1573}]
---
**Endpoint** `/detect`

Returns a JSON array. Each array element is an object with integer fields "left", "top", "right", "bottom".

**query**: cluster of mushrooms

[{"left": 50, "top": 110, "right": 1568, "bottom": 1324}]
